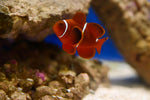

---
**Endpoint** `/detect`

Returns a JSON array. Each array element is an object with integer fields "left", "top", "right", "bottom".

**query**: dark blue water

[{"left": 45, "top": 7, "right": 124, "bottom": 61}]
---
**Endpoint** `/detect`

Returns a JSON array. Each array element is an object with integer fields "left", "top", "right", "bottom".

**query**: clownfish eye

[
  {"left": 59, "top": 23, "right": 64, "bottom": 26},
  {"left": 53, "top": 21, "right": 66, "bottom": 37},
  {"left": 58, "top": 22, "right": 65, "bottom": 30}
]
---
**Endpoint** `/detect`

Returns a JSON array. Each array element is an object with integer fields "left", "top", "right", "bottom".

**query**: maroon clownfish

[{"left": 53, "top": 12, "right": 108, "bottom": 59}]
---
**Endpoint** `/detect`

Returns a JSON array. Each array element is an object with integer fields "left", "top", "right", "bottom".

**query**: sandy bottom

[{"left": 84, "top": 61, "right": 150, "bottom": 100}]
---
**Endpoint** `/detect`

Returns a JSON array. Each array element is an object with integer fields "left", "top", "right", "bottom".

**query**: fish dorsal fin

[
  {"left": 73, "top": 12, "right": 86, "bottom": 25},
  {"left": 88, "top": 23, "right": 105, "bottom": 38}
]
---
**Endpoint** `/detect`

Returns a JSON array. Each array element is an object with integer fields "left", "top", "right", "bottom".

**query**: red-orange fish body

[
  {"left": 77, "top": 23, "right": 108, "bottom": 58},
  {"left": 53, "top": 12, "right": 108, "bottom": 59}
]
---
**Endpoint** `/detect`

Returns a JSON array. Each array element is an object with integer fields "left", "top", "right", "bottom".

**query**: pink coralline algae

[
  {"left": 11, "top": 59, "right": 17, "bottom": 65},
  {"left": 36, "top": 71, "right": 46, "bottom": 81}
]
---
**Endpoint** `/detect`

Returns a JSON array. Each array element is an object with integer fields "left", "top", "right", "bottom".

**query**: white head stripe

[
  {"left": 59, "top": 20, "right": 68, "bottom": 38},
  {"left": 82, "top": 23, "right": 87, "bottom": 33}
]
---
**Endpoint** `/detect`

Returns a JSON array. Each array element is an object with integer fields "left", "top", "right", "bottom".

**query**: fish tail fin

[{"left": 96, "top": 37, "right": 108, "bottom": 54}]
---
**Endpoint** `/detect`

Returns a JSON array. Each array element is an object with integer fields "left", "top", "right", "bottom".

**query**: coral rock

[
  {"left": 0, "top": 81, "right": 17, "bottom": 95},
  {"left": 92, "top": 0, "right": 150, "bottom": 85},
  {"left": 0, "top": 40, "right": 109, "bottom": 100},
  {"left": 0, "top": 0, "right": 91, "bottom": 41},
  {"left": 75, "top": 73, "right": 90, "bottom": 86},
  {"left": 11, "top": 91, "right": 31, "bottom": 100},
  {"left": 18, "top": 78, "right": 34, "bottom": 92},
  {"left": 48, "top": 81, "right": 64, "bottom": 89},
  {"left": 39, "top": 95, "right": 54, "bottom": 100},
  {"left": 73, "top": 58, "right": 109, "bottom": 89},
  {"left": 0, "top": 90, "right": 6, "bottom": 100},
  {"left": 0, "top": 72, "right": 6, "bottom": 81},
  {"left": 34, "top": 86, "right": 56, "bottom": 99},
  {"left": 70, "top": 73, "right": 90, "bottom": 99},
  {"left": 59, "top": 70, "right": 76, "bottom": 84}
]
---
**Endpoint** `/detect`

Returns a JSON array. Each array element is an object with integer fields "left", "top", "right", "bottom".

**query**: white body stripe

[
  {"left": 82, "top": 23, "right": 87, "bottom": 33},
  {"left": 96, "top": 38, "right": 99, "bottom": 42},
  {"left": 76, "top": 44, "right": 79, "bottom": 48},
  {"left": 59, "top": 20, "right": 68, "bottom": 38},
  {"left": 76, "top": 23, "right": 87, "bottom": 48}
]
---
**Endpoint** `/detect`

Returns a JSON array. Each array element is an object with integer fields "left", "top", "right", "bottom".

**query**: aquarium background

[{"left": 45, "top": 7, "right": 124, "bottom": 61}]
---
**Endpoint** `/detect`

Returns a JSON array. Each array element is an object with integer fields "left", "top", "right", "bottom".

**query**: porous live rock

[
  {"left": 0, "top": 40, "right": 109, "bottom": 99},
  {"left": 0, "top": 90, "right": 6, "bottom": 100},
  {"left": 92, "top": 0, "right": 150, "bottom": 85},
  {"left": 18, "top": 78, "right": 34, "bottom": 92},
  {"left": 10, "top": 91, "right": 31, "bottom": 100},
  {"left": 48, "top": 81, "right": 64, "bottom": 89},
  {"left": 39, "top": 95, "right": 54, "bottom": 100},
  {"left": 34, "top": 72, "right": 90, "bottom": 100},
  {"left": 70, "top": 73, "right": 90, "bottom": 99},
  {"left": 73, "top": 58, "right": 109, "bottom": 89},
  {"left": 0, "top": 0, "right": 91, "bottom": 41},
  {"left": 0, "top": 72, "right": 6, "bottom": 81},
  {"left": 34, "top": 86, "right": 56, "bottom": 99},
  {"left": 0, "top": 80, "right": 17, "bottom": 96},
  {"left": 75, "top": 73, "right": 90, "bottom": 86},
  {"left": 58, "top": 70, "right": 76, "bottom": 84}
]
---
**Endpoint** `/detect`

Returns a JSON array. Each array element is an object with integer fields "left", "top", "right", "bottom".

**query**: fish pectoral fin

[
  {"left": 95, "top": 37, "right": 108, "bottom": 54},
  {"left": 62, "top": 44, "right": 76, "bottom": 55},
  {"left": 73, "top": 12, "right": 86, "bottom": 25},
  {"left": 77, "top": 46, "right": 96, "bottom": 59},
  {"left": 88, "top": 23, "right": 105, "bottom": 38}
]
